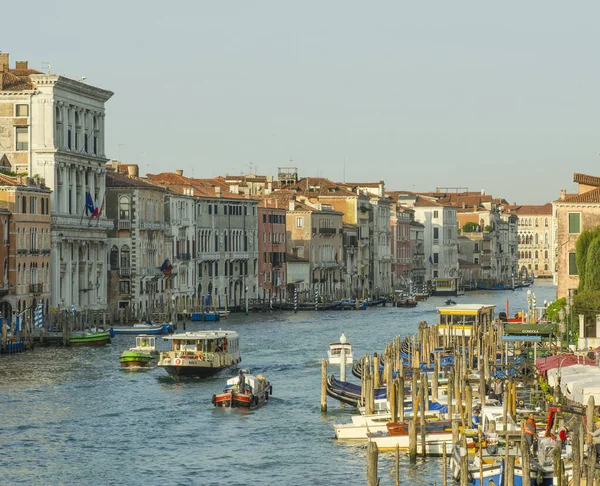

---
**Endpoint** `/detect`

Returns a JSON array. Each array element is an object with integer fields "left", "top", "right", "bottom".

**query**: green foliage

[
  {"left": 462, "top": 222, "right": 480, "bottom": 233},
  {"left": 484, "top": 225, "right": 493, "bottom": 233},
  {"left": 546, "top": 297, "right": 566, "bottom": 323},
  {"left": 585, "top": 237, "right": 600, "bottom": 290},
  {"left": 539, "top": 377, "right": 549, "bottom": 393},
  {"left": 576, "top": 227, "right": 600, "bottom": 290}
]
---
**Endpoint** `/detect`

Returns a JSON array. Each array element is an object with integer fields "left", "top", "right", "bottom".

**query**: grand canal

[{"left": 1, "top": 282, "right": 557, "bottom": 485}]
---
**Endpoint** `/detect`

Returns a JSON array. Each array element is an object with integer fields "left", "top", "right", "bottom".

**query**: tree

[
  {"left": 484, "top": 225, "right": 493, "bottom": 233},
  {"left": 462, "top": 222, "right": 480, "bottom": 233},
  {"left": 584, "top": 237, "right": 600, "bottom": 290},
  {"left": 575, "top": 227, "right": 600, "bottom": 290}
]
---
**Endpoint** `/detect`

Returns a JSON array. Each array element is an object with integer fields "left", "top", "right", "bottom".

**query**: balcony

[
  {"left": 177, "top": 253, "right": 191, "bottom": 261},
  {"left": 139, "top": 267, "right": 163, "bottom": 277},
  {"left": 120, "top": 267, "right": 131, "bottom": 277},
  {"left": 198, "top": 252, "right": 220, "bottom": 261},
  {"left": 41, "top": 249, "right": 51, "bottom": 255},
  {"left": 29, "top": 283, "right": 43, "bottom": 295},
  {"left": 17, "top": 249, "right": 27, "bottom": 255},
  {"left": 30, "top": 249, "right": 40, "bottom": 256},
  {"left": 52, "top": 214, "right": 114, "bottom": 230},
  {"left": 140, "top": 221, "right": 168, "bottom": 231},
  {"left": 118, "top": 220, "right": 131, "bottom": 230},
  {"left": 319, "top": 228, "right": 337, "bottom": 235}
]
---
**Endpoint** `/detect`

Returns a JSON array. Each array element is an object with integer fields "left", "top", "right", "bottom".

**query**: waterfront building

[
  {"left": 0, "top": 174, "right": 51, "bottom": 327},
  {"left": 339, "top": 182, "right": 392, "bottom": 297},
  {"left": 505, "top": 203, "right": 553, "bottom": 279},
  {"left": 285, "top": 253, "right": 310, "bottom": 301},
  {"left": 0, "top": 53, "right": 113, "bottom": 312},
  {"left": 105, "top": 164, "right": 169, "bottom": 319},
  {"left": 553, "top": 173, "right": 600, "bottom": 298},
  {"left": 256, "top": 198, "right": 287, "bottom": 302},
  {"left": 342, "top": 224, "right": 359, "bottom": 297},
  {"left": 387, "top": 192, "right": 414, "bottom": 290},
  {"left": 409, "top": 219, "right": 426, "bottom": 287},
  {"left": 400, "top": 193, "right": 459, "bottom": 282},
  {"left": 278, "top": 177, "right": 372, "bottom": 295},
  {"left": 286, "top": 199, "right": 344, "bottom": 301},
  {"left": 147, "top": 171, "right": 259, "bottom": 308}
]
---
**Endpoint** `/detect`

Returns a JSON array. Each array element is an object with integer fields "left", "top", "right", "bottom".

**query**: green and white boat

[
  {"left": 69, "top": 328, "right": 112, "bottom": 347},
  {"left": 120, "top": 335, "right": 159, "bottom": 368}
]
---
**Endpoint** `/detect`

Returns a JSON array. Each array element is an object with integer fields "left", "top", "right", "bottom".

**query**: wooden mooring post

[
  {"left": 521, "top": 423, "right": 531, "bottom": 486},
  {"left": 321, "top": 359, "right": 327, "bottom": 413},
  {"left": 587, "top": 396, "right": 596, "bottom": 486},
  {"left": 367, "top": 441, "right": 378, "bottom": 486},
  {"left": 408, "top": 416, "right": 417, "bottom": 463}
]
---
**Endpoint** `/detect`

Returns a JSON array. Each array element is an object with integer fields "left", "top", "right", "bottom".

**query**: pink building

[{"left": 257, "top": 199, "right": 287, "bottom": 301}]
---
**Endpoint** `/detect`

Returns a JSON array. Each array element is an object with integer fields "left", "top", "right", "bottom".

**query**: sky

[{"left": 4, "top": 1, "right": 600, "bottom": 204}]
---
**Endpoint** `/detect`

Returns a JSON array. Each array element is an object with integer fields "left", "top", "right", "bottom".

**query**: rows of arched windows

[
  {"left": 518, "top": 250, "right": 549, "bottom": 260},
  {"left": 518, "top": 217, "right": 549, "bottom": 227}
]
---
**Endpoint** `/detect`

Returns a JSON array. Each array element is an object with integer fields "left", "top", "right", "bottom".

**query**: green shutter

[
  {"left": 569, "top": 253, "right": 578, "bottom": 275},
  {"left": 568, "top": 213, "right": 581, "bottom": 234}
]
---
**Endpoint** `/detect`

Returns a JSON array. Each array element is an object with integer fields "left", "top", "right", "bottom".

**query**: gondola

[{"left": 326, "top": 375, "right": 387, "bottom": 407}]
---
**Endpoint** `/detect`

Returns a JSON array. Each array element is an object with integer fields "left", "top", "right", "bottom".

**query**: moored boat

[
  {"left": 119, "top": 335, "right": 159, "bottom": 368},
  {"left": 157, "top": 330, "right": 241, "bottom": 377},
  {"left": 367, "top": 420, "right": 454, "bottom": 454},
  {"left": 111, "top": 322, "right": 174, "bottom": 335},
  {"left": 190, "top": 312, "right": 220, "bottom": 322},
  {"left": 212, "top": 371, "right": 272, "bottom": 408},
  {"left": 328, "top": 334, "right": 354, "bottom": 365},
  {"left": 69, "top": 328, "right": 112, "bottom": 347}
]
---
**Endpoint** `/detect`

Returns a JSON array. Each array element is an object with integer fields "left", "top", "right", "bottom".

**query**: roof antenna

[{"left": 41, "top": 62, "right": 51, "bottom": 75}]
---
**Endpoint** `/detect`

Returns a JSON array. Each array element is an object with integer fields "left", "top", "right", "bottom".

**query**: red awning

[{"left": 535, "top": 354, "right": 596, "bottom": 377}]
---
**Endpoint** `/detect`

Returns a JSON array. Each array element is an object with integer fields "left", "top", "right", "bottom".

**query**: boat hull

[
  {"left": 161, "top": 364, "right": 231, "bottom": 378},
  {"left": 213, "top": 388, "right": 271, "bottom": 409},
  {"left": 368, "top": 431, "right": 454, "bottom": 454},
  {"left": 119, "top": 352, "right": 155, "bottom": 368},
  {"left": 112, "top": 324, "right": 172, "bottom": 335},
  {"left": 69, "top": 331, "right": 111, "bottom": 347},
  {"left": 190, "top": 313, "right": 220, "bottom": 322}
]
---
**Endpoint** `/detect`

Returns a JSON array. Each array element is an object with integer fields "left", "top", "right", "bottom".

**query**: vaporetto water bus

[{"left": 157, "top": 330, "right": 241, "bottom": 377}]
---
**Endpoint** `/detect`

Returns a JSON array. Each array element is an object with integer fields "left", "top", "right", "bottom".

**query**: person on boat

[
  {"left": 472, "top": 408, "right": 481, "bottom": 429},
  {"left": 587, "top": 347, "right": 596, "bottom": 360},
  {"left": 587, "top": 421, "right": 600, "bottom": 461},
  {"left": 238, "top": 369, "right": 246, "bottom": 394},
  {"left": 524, "top": 413, "right": 538, "bottom": 454}
]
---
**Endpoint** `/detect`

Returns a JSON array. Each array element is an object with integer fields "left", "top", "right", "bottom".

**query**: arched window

[
  {"left": 120, "top": 245, "right": 130, "bottom": 269},
  {"left": 119, "top": 196, "right": 130, "bottom": 220},
  {"left": 534, "top": 234, "right": 538, "bottom": 245},
  {"left": 545, "top": 250, "right": 548, "bottom": 259},
  {"left": 535, "top": 251, "right": 538, "bottom": 259},
  {"left": 55, "top": 106, "right": 63, "bottom": 148},
  {"left": 535, "top": 218, "right": 539, "bottom": 227},
  {"left": 214, "top": 231, "right": 219, "bottom": 252},
  {"left": 545, "top": 218, "right": 548, "bottom": 227},
  {"left": 110, "top": 245, "right": 119, "bottom": 269}
]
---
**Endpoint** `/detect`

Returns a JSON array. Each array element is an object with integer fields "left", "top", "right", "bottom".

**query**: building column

[
  {"left": 89, "top": 168, "right": 96, "bottom": 204},
  {"left": 63, "top": 104, "right": 69, "bottom": 150},
  {"left": 62, "top": 165, "right": 69, "bottom": 215},
  {"left": 99, "top": 114, "right": 106, "bottom": 157},
  {"left": 69, "top": 166, "right": 76, "bottom": 216}
]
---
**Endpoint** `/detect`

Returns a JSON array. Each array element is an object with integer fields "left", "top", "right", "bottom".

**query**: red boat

[{"left": 212, "top": 371, "right": 272, "bottom": 409}]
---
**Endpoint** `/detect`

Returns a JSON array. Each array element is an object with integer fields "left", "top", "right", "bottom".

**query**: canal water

[{"left": 1, "top": 282, "right": 557, "bottom": 485}]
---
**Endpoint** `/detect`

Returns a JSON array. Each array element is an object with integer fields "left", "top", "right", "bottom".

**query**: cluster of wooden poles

[{"left": 321, "top": 321, "right": 600, "bottom": 485}]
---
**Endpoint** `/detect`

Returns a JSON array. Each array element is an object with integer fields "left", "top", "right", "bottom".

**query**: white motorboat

[
  {"left": 367, "top": 420, "right": 454, "bottom": 454},
  {"left": 328, "top": 333, "right": 353, "bottom": 365}
]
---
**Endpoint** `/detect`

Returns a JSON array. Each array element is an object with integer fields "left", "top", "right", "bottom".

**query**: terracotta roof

[
  {"left": 574, "top": 173, "right": 600, "bottom": 187},
  {"left": 147, "top": 172, "right": 249, "bottom": 200},
  {"left": 509, "top": 203, "right": 552, "bottom": 215},
  {"left": 0, "top": 71, "right": 35, "bottom": 91},
  {"left": 256, "top": 198, "right": 287, "bottom": 210},
  {"left": 556, "top": 188, "right": 600, "bottom": 204},
  {"left": 282, "top": 177, "right": 357, "bottom": 197},
  {"left": 107, "top": 171, "right": 166, "bottom": 190},
  {"left": 413, "top": 196, "right": 445, "bottom": 208}
]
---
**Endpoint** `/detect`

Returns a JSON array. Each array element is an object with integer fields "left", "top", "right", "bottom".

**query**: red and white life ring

[{"left": 175, "top": 358, "right": 181, "bottom": 365}]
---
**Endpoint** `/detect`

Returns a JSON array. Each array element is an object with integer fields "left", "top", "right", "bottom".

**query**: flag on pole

[
  {"left": 34, "top": 302, "right": 43, "bottom": 328},
  {"left": 85, "top": 192, "right": 96, "bottom": 216}
]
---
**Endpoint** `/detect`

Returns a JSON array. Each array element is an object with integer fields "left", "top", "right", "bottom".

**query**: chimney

[
  {"left": 560, "top": 189, "right": 566, "bottom": 200},
  {"left": 127, "top": 165, "right": 138, "bottom": 178},
  {"left": 214, "top": 186, "right": 221, "bottom": 197},
  {"left": 480, "top": 189, "right": 485, "bottom": 196},
  {"left": 0, "top": 53, "right": 8, "bottom": 72},
  {"left": 289, "top": 200, "right": 295, "bottom": 211},
  {"left": 175, "top": 169, "right": 183, "bottom": 176},
  {"left": 15, "top": 61, "right": 28, "bottom": 71}
]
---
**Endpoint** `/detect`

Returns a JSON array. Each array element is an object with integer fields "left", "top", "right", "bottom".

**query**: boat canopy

[
  {"left": 437, "top": 304, "right": 495, "bottom": 325},
  {"left": 162, "top": 330, "right": 238, "bottom": 341}
]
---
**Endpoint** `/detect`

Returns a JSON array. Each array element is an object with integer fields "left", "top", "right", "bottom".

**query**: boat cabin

[
  {"left": 224, "top": 372, "right": 267, "bottom": 394},
  {"left": 328, "top": 334, "right": 353, "bottom": 365},
  {"left": 135, "top": 335, "right": 156, "bottom": 350},
  {"left": 437, "top": 304, "right": 495, "bottom": 338},
  {"left": 162, "top": 330, "right": 240, "bottom": 358}
]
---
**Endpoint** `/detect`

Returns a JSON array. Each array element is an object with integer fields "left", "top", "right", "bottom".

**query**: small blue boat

[
  {"left": 111, "top": 323, "right": 174, "bottom": 335},
  {"left": 190, "top": 312, "right": 221, "bottom": 322}
]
